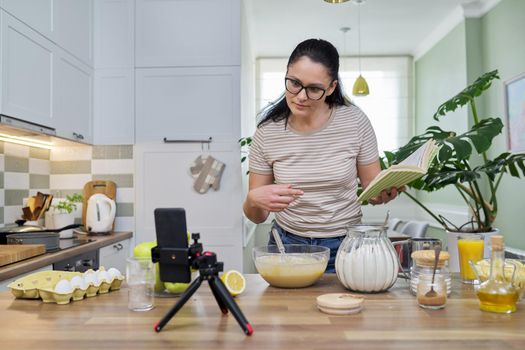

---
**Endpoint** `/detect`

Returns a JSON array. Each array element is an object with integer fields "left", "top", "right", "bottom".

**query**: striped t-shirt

[{"left": 249, "top": 104, "right": 379, "bottom": 238}]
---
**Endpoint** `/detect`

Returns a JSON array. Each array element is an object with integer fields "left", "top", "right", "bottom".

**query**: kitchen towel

[{"left": 190, "top": 156, "right": 226, "bottom": 194}]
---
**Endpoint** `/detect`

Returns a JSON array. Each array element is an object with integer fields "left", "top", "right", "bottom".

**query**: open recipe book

[{"left": 358, "top": 139, "right": 440, "bottom": 202}]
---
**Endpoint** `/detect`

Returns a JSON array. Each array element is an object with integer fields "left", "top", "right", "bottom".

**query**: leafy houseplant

[
  {"left": 385, "top": 70, "right": 525, "bottom": 233},
  {"left": 52, "top": 193, "right": 83, "bottom": 214},
  {"left": 46, "top": 193, "right": 83, "bottom": 236}
]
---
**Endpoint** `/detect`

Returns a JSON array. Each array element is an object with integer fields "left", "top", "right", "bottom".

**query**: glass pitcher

[
  {"left": 469, "top": 258, "right": 524, "bottom": 300},
  {"left": 335, "top": 224, "right": 399, "bottom": 293}
]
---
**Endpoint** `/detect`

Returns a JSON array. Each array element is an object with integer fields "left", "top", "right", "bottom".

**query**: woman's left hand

[{"left": 368, "top": 186, "right": 405, "bottom": 205}]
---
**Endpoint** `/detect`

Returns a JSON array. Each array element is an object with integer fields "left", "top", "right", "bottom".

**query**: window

[{"left": 256, "top": 57, "right": 413, "bottom": 154}]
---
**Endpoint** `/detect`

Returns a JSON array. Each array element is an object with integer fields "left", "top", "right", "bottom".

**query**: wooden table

[{"left": 0, "top": 274, "right": 523, "bottom": 350}]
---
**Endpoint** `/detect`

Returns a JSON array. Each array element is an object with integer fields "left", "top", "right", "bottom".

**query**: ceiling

[{"left": 243, "top": 0, "right": 497, "bottom": 58}]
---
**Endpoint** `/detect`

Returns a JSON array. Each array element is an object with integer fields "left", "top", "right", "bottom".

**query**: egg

[
  {"left": 70, "top": 276, "right": 87, "bottom": 290},
  {"left": 83, "top": 272, "right": 100, "bottom": 286},
  {"left": 97, "top": 270, "right": 111, "bottom": 283},
  {"left": 107, "top": 268, "right": 123, "bottom": 280},
  {"left": 54, "top": 279, "right": 74, "bottom": 294}
]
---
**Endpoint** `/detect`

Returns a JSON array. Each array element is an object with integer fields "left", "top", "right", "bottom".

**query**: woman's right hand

[{"left": 247, "top": 184, "right": 304, "bottom": 212}]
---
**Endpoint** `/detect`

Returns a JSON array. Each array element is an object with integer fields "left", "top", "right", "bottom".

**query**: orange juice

[{"left": 458, "top": 236, "right": 484, "bottom": 282}]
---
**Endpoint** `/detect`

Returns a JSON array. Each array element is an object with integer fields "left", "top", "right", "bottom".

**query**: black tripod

[{"left": 152, "top": 241, "right": 253, "bottom": 335}]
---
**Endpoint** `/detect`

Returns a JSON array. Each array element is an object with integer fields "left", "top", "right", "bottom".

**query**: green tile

[
  {"left": 0, "top": 172, "right": 3, "bottom": 189},
  {"left": 116, "top": 202, "right": 134, "bottom": 217},
  {"left": 51, "top": 160, "right": 91, "bottom": 174},
  {"left": 29, "top": 148, "right": 50, "bottom": 160},
  {"left": 30, "top": 174, "right": 50, "bottom": 189},
  {"left": 92, "top": 145, "right": 133, "bottom": 159},
  {"left": 5, "top": 189, "right": 29, "bottom": 206},
  {"left": 5, "top": 156, "right": 29, "bottom": 173},
  {"left": 92, "top": 174, "right": 133, "bottom": 188}
]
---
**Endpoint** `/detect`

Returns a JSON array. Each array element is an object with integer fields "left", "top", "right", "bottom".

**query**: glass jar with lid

[{"left": 410, "top": 249, "right": 451, "bottom": 296}]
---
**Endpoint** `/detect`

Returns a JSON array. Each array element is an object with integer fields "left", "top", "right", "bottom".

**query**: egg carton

[{"left": 8, "top": 266, "right": 125, "bottom": 305}]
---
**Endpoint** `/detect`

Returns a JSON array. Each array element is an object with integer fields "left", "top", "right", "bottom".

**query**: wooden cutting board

[
  {"left": 0, "top": 245, "right": 47, "bottom": 266},
  {"left": 82, "top": 180, "right": 117, "bottom": 228}
]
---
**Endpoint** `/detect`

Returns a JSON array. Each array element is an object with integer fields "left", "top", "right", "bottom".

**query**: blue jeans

[{"left": 268, "top": 222, "right": 345, "bottom": 273}]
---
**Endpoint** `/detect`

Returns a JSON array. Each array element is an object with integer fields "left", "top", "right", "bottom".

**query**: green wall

[
  {"left": 415, "top": 0, "right": 525, "bottom": 249},
  {"left": 480, "top": 0, "right": 525, "bottom": 249},
  {"left": 415, "top": 23, "right": 467, "bottom": 206}
]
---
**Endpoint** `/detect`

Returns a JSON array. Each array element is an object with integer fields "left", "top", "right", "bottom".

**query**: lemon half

[{"left": 220, "top": 270, "right": 246, "bottom": 297}]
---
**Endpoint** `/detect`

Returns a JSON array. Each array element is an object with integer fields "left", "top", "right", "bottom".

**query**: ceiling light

[
  {"left": 324, "top": 0, "right": 350, "bottom": 3},
  {"left": 352, "top": 0, "right": 369, "bottom": 96}
]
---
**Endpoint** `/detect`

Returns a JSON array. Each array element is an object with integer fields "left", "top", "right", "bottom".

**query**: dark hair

[{"left": 257, "top": 38, "right": 350, "bottom": 127}]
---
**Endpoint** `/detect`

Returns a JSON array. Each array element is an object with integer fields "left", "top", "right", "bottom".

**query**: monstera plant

[{"left": 384, "top": 70, "right": 525, "bottom": 233}]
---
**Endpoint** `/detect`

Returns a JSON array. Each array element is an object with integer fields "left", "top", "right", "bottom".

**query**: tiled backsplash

[{"left": 0, "top": 142, "right": 134, "bottom": 232}]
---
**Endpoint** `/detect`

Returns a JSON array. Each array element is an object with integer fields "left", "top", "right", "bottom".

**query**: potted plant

[
  {"left": 383, "top": 70, "right": 525, "bottom": 269},
  {"left": 45, "top": 193, "right": 83, "bottom": 238}
]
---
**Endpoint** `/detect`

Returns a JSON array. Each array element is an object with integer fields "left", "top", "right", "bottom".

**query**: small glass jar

[
  {"left": 410, "top": 264, "right": 451, "bottom": 296},
  {"left": 417, "top": 273, "right": 447, "bottom": 310}
]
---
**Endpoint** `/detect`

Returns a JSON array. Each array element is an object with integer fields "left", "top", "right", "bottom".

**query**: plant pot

[
  {"left": 45, "top": 212, "right": 75, "bottom": 238},
  {"left": 446, "top": 228, "right": 499, "bottom": 272}
]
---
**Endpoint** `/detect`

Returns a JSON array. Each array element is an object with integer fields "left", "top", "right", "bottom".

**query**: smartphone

[{"left": 154, "top": 208, "right": 191, "bottom": 283}]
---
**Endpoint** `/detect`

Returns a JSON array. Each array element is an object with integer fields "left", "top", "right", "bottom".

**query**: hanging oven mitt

[{"left": 192, "top": 156, "right": 226, "bottom": 194}]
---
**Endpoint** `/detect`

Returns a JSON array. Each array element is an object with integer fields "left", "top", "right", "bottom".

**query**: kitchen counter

[
  {"left": 0, "top": 232, "right": 132, "bottom": 281},
  {"left": 0, "top": 274, "right": 523, "bottom": 349}
]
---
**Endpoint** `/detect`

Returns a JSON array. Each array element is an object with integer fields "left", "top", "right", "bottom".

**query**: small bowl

[{"left": 253, "top": 244, "right": 329, "bottom": 288}]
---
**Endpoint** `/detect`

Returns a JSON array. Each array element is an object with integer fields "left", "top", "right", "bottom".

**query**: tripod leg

[
  {"left": 209, "top": 275, "right": 253, "bottom": 335},
  {"left": 154, "top": 276, "right": 203, "bottom": 332},
  {"left": 207, "top": 279, "right": 228, "bottom": 314}
]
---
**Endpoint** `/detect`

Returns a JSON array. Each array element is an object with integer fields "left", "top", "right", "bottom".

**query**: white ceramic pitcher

[{"left": 86, "top": 193, "right": 116, "bottom": 233}]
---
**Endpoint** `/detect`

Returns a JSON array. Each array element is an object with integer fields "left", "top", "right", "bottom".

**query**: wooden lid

[
  {"left": 491, "top": 235, "right": 504, "bottom": 251},
  {"left": 316, "top": 293, "right": 364, "bottom": 315},
  {"left": 411, "top": 250, "right": 450, "bottom": 268}
]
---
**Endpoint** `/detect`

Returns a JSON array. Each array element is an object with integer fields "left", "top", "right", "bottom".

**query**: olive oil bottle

[{"left": 476, "top": 235, "right": 519, "bottom": 314}]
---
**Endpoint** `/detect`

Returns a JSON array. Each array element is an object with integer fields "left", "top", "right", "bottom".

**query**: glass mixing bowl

[{"left": 253, "top": 244, "right": 329, "bottom": 288}]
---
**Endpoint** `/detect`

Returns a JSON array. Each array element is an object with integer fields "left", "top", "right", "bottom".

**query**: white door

[
  {"left": 53, "top": 0, "right": 93, "bottom": 66},
  {"left": 93, "top": 68, "right": 134, "bottom": 145},
  {"left": 0, "top": 0, "right": 54, "bottom": 39},
  {"left": 134, "top": 141, "right": 244, "bottom": 271},
  {"left": 53, "top": 48, "right": 93, "bottom": 143},
  {"left": 0, "top": 11, "right": 54, "bottom": 127},
  {"left": 135, "top": 66, "right": 240, "bottom": 143},
  {"left": 135, "top": 0, "right": 240, "bottom": 67}
]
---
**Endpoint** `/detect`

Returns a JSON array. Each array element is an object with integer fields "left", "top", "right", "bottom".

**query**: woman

[{"left": 243, "top": 38, "right": 401, "bottom": 272}]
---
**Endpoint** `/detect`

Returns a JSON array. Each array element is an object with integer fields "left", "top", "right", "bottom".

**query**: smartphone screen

[{"left": 154, "top": 208, "right": 191, "bottom": 283}]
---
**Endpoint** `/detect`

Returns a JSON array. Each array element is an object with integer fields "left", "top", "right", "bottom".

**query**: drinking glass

[
  {"left": 126, "top": 257, "right": 155, "bottom": 311},
  {"left": 457, "top": 233, "right": 484, "bottom": 284}
]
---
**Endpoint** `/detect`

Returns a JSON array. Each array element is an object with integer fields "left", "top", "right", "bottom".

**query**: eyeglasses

[{"left": 284, "top": 78, "right": 329, "bottom": 100}]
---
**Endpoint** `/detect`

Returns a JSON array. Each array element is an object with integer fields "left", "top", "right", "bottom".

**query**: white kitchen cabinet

[
  {"left": 135, "top": 66, "right": 240, "bottom": 143},
  {"left": 0, "top": 0, "right": 53, "bottom": 39},
  {"left": 99, "top": 238, "right": 131, "bottom": 274},
  {"left": 1, "top": 0, "right": 93, "bottom": 66},
  {"left": 53, "top": 48, "right": 93, "bottom": 144},
  {"left": 135, "top": 0, "right": 240, "bottom": 67},
  {"left": 94, "top": 0, "right": 134, "bottom": 69},
  {"left": 54, "top": 0, "right": 93, "bottom": 66},
  {"left": 0, "top": 10, "right": 54, "bottom": 128},
  {"left": 0, "top": 264, "right": 52, "bottom": 292},
  {"left": 94, "top": 68, "right": 134, "bottom": 145},
  {"left": 92, "top": 0, "right": 134, "bottom": 145},
  {"left": 134, "top": 142, "right": 244, "bottom": 271}
]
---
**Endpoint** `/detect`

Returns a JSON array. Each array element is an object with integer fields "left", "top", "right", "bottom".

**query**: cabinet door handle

[
  {"left": 72, "top": 132, "right": 85, "bottom": 140},
  {"left": 114, "top": 243, "right": 123, "bottom": 251}
]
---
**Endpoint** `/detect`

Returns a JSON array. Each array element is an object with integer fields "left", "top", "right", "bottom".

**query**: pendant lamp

[{"left": 352, "top": 0, "right": 369, "bottom": 96}]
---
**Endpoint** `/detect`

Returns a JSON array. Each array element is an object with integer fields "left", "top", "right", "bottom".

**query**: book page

[{"left": 398, "top": 139, "right": 432, "bottom": 168}]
